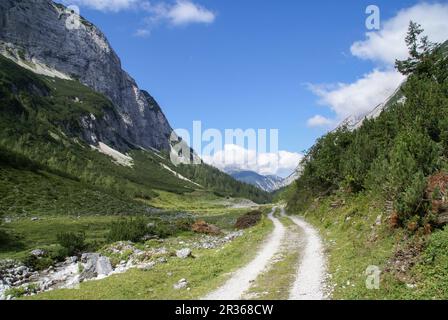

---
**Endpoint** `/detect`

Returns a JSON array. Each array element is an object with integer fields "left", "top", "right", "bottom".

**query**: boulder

[
  {"left": 375, "top": 215, "right": 382, "bottom": 226},
  {"left": 191, "top": 220, "right": 222, "bottom": 235},
  {"left": 157, "top": 257, "right": 168, "bottom": 264},
  {"left": 30, "top": 249, "right": 46, "bottom": 257},
  {"left": 176, "top": 248, "right": 192, "bottom": 259},
  {"left": 137, "top": 261, "right": 156, "bottom": 271},
  {"left": 96, "top": 256, "right": 113, "bottom": 276},
  {"left": 173, "top": 278, "right": 188, "bottom": 290},
  {"left": 80, "top": 253, "right": 112, "bottom": 280}
]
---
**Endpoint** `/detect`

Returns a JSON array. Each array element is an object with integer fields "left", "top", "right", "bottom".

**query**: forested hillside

[
  {"left": 286, "top": 23, "right": 448, "bottom": 299},
  {"left": 0, "top": 54, "right": 271, "bottom": 213},
  {"left": 289, "top": 23, "right": 448, "bottom": 229}
]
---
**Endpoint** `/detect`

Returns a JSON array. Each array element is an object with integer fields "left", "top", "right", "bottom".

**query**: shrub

[
  {"left": 0, "top": 212, "right": 6, "bottom": 246},
  {"left": 235, "top": 210, "right": 262, "bottom": 229},
  {"left": 23, "top": 255, "right": 54, "bottom": 271},
  {"left": 56, "top": 231, "right": 86, "bottom": 256},
  {"left": 4, "top": 283, "right": 38, "bottom": 298},
  {"left": 147, "top": 223, "right": 174, "bottom": 238},
  {"left": 395, "top": 172, "right": 428, "bottom": 220},
  {"left": 107, "top": 218, "right": 148, "bottom": 242},
  {"left": 107, "top": 217, "right": 182, "bottom": 242},
  {"left": 174, "top": 217, "right": 194, "bottom": 232}
]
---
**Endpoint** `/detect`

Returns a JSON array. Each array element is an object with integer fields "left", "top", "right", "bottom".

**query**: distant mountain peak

[{"left": 228, "top": 170, "right": 285, "bottom": 192}]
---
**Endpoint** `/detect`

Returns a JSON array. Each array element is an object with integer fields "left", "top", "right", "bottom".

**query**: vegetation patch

[
  {"left": 234, "top": 210, "right": 262, "bottom": 229},
  {"left": 284, "top": 24, "right": 448, "bottom": 299},
  {"left": 25, "top": 215, "right": 274, "bottom": 300}
]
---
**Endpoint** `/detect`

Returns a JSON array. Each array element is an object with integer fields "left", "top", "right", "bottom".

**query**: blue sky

[{"left": 59, "top": 0, "right": 448, "bottom": 176}]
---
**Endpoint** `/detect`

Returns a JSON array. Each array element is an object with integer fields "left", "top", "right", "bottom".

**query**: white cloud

[
  {"left": 309, "top": 69, "right": 405, "bottom": 123},
  {"left": 164, "top": 0, "right": 215, "bottom": 25},
  {"left": 307, "top": 115, "right": 334, "bottom": 128},
  {"left": 61, "top": 0, "right": 216, "bottom": 34},
  {"left": 134, "top": 28, "right": 151, "bottom": 37},
  {"left": 307, "top": 3, "right": 448, "bottom": 127},
  {"left": 202, "top": 144, "right": 303, "bottom": 178},
  {"left": 61, "top": 0, "right": 138, "bottom": 12},
  {"left": 140, "top": 1, "right": 215, "bottom": 29},
  {"left": 351, "top": 3, "right": 448, "bottom": 65}
]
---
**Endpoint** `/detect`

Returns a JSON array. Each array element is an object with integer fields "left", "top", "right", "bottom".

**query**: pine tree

[{"left": 395, "top": 21, "right": 434, "bottom": 75}]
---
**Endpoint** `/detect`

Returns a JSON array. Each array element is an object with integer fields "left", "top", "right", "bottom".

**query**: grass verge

[
  {"left": 290, "top": 192, "right": 448, "bottom": 299},
  {"left": 25, "top": 214, "right": 274, "bottom": 300}
]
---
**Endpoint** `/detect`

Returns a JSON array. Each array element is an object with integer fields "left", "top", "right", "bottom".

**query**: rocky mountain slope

[
  {"left": 333, "top": 40, "right": 448, "bottom": 132},
  {"left": 0, "top": 1, "right": 271, "bottom": 204},
  {"left": 0, "top": 0, "right": 173, "bottom": 151},
  {"left": 229, "top": 170, "right": 284, "bottom": 192}
]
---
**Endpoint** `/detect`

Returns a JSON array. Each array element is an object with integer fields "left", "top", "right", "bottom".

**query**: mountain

[
  {"left": 0, "top": 0, "right": 271, "bottom": 205},
  {"left": 334, "top": 40, "right": 448, "bottom": 133},
  {"left": 0, "top": 0, "right": 173, "bottom": 152},
  {"left": 229, "top": 170, "right": 284, "bottom": 192},
  {"left": 280, "top": 168, "right": 301, "bottom": 187}
]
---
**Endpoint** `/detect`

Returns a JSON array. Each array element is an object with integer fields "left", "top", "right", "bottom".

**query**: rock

[
  {"left": 176, "top": 248, "right": 192, "bottom": 259},
  {"left": 137, "top": 262, "right": 155, "bottom": 271},
  {"left": 65, "top": 256, "right": 78, "bottom": 264},
  {"left": 0, "top": 283, "right": 10, "bottom": 300},
  {"left": 96, "top": 256, "right": 113, "bottom": 276},
  {"left": 191, "top": 220, "right": 222, "bottom": 235},
  {"left": 155, "top": 247, "right": 168, "bottom": 255},
  {"left": 80, "top": 253, "right": 112, "bottom": 280},
  {"left": 30, "top": 249, "right": 46, "bottom": 257},
  {"left": 173, "top": 278, "right": 188, "bottom": 290},
  {"left": 141, "top": 234, "right": 158, "bottom": 241},
  {"left": 157, "top": 257, "right": 167, "bottom": 264},
  {"left": 375, "top": 215, "right": 382, "bottom": 226},
  {"left": 0, "top": 0, "right": 174, "bottom": 152}
]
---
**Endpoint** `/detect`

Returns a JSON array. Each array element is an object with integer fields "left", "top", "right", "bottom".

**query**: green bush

[
  {"left": 107, "top": 218, "right": 148, "bottom": 242},
  {"left": 23, "top": 254, "right": 54, "bottom": 271},
  {"left": 395, "top": 172, "right": 428, "bottom": 220},
  {"left": 56, "top": 231, "right": 86, "bottom": 256},
  {"left": 415, "top": 226, "right": 448, "bottom": 297},
  {"left": 4, "top": 283, "right": 38, "bottom": 298},
  {"left": 107, "top": 217, "right": 182, "bottom": 242},
  {"left": 174, "top": 217, "right": 194, "bottom": 232}
]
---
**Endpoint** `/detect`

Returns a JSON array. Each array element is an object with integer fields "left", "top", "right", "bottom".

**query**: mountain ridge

[
  {"left": 0, "top": 0, "right": 174, "bottom": 152},
  {"left": 228, "top": 170, "right": 284, "bottom": 192}
]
